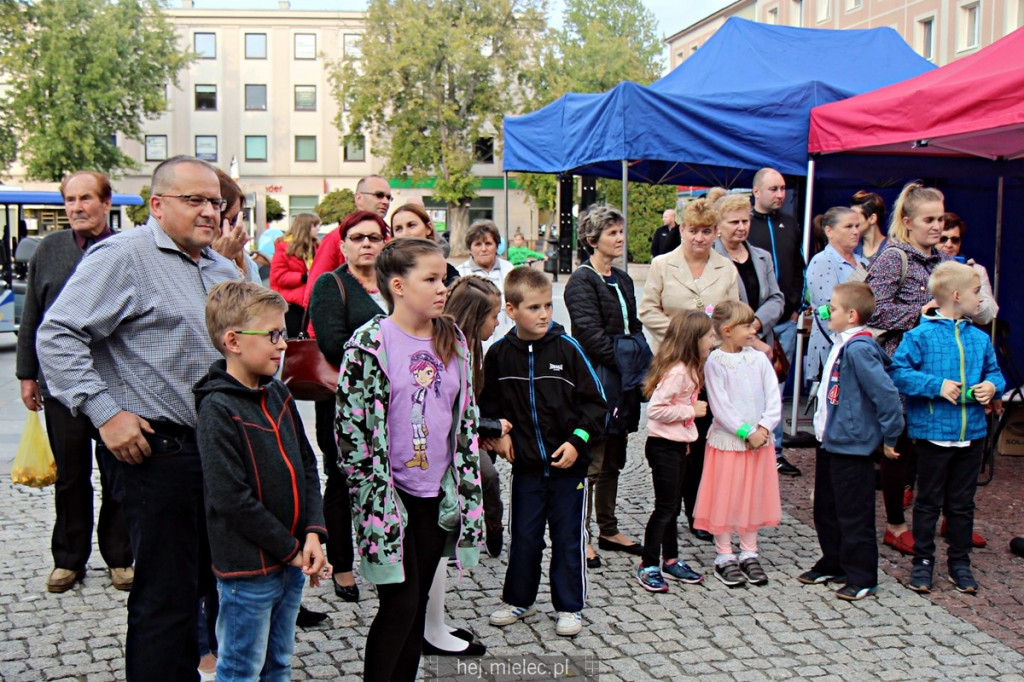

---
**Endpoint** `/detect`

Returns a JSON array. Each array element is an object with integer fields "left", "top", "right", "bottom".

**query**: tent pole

[
  {"left": 503, "top": 171, "right": 510, "bottom": 249},
  {"left": 621, "top": 160, "right": 629, "bottom": 272},
  {"left": 993, "top": 176, "right": 1004, "bottom": 343},
  {"left": 790, "top": 158, "right": 816, "bottom": 437}
]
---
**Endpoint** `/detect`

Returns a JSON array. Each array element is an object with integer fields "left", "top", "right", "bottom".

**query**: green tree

[
  {"left": 596, "top": 181, "right": 677, "bottom": 264},
  {"left": 328, "top": 0, "right": 545, "bottom": 255},
  {"left": 125, "top": 185, "right": 151, "bottom": 226},
  {"left": 265, "top": 196, "right": 285, "bottom": 224},
  {"left": 517, "top": 0, "right": 666, "bottom": 255},
  {"left": 0, "top": 0, "right": 190, "bottom": 181},
  {"left": 315, "top": 189, "right": 356, "bottom": 225}
]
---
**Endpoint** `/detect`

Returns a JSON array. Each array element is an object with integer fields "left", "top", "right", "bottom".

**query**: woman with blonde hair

[{"left": 270, "top": 213, "right": 320, "bottom": 337}]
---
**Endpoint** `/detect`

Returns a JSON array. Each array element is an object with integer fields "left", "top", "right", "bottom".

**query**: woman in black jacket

[{"left": 564, "top": 204, "right": 649, "bottom": 567}]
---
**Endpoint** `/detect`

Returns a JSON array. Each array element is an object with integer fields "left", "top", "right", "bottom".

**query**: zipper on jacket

[
  {"left": 528, "top": 344, "right": 550, "bottom": 476},
  {"left": 955, "top": 322, "right": 967, "bottom": 441}
]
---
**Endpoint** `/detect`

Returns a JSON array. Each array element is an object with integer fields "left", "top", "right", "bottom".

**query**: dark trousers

[
  {"left": 480, "top": 450, "right": 503, "bottom": 535},
  {"left": 811, "top": 447, "right": 878, "bottom": 588},
  {"left": 587, "top": 434, "right": 628, "bottom": 537},
  {"left": 683, "top": 394, "right": 713, "bottom": 528},
  {"left": 316, "top": 398, "right": 354, "bottom": 574},
  {"left": 364, "top": 491, "right": 447, "bottom": 682},
  {"left": 102, "top": 435, "right": 208, "bottom": 682},
  {"left": 45, "top": 399, "right": 131, "bottom": 570},
  {"left": 641, "top": 436, "right": 687, "bottom": 568},
  {"left": 879, "top": 428, "right": 916, "bottom": 525},
  {"left": 504, "top": 475, "right": 586, "bottom": 613},
  {"left": 912, "top": 439, "right": 983, "bottom": 567},
  {"left": 284, "top": 303, "right": 305, "bottom": 339}
]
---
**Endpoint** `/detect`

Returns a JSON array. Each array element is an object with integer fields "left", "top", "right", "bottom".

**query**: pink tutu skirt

[{"left": 692, "top": 443, "right": 781, "bottom": 535}]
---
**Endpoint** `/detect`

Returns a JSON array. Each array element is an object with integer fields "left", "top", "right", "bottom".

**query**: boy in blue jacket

[
  {"left": 798, "top": 282, "right": 904, "bottom": 601},
  {"left": 890, "top": 262, "right": 1005, "bottom": 594},
  {"left": 479, "top": 267, "right": 607, "bottom": 638}
]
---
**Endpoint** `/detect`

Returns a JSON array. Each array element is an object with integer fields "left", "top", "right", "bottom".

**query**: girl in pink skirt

[{"left": 693, "top": 300, "right": 782, "bottom": 588}]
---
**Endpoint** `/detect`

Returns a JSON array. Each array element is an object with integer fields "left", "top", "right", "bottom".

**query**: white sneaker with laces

[
  {"left": 555, "top": 611, "right": 582, "bottom": 636},
  {"left": 489, "top": 604, "right": 536, "bottom": 627}
]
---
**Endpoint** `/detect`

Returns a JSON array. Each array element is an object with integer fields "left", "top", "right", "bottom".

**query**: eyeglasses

[
  {"left": 155, "top": 194, "right": 228, "bottom": 210},
  {"left": 939, "top": 235, "right": 961, "bottom": 245},
  {"left": 358, "top": 191, "right": 393, "bottom": 202},
  {"left": 347, "top": 233, "right": 384, "bottom": 243},
  {"left": 235, "top": 329, "right": 287, "bottom": 344}
]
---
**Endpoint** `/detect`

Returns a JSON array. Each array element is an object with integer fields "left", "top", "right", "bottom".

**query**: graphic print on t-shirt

[{"left": 406, "top": 350, "right": 444, "bottom": 470}]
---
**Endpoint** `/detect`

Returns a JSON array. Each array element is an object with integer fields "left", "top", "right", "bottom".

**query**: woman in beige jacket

[{"left": 639, "top": 197, "right": 740, "bottom": 541}]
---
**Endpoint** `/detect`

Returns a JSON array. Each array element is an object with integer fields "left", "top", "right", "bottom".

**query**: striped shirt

[{"left": 37, "top": 217, "right": 242, "bottom": 429}]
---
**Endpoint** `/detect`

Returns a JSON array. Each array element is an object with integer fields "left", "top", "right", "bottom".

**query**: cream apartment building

[
  {"left": 8, "top": 1, "right": 535, "bottom": 240},
  {"left": 667, "top": 0, "right": 1024, "bottom": 70}
]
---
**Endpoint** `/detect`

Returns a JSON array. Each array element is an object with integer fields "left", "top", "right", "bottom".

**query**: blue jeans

[
  {"left": 773, "top": 319, "right": 798, "bottom": 457},
  {"left": 216, "top": 567, "right": 305, "bottom": 682}
]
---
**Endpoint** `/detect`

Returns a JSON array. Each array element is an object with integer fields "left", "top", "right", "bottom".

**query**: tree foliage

[
  {"left": 125, "top": 185, "right": 151, "bottom": 226},
  {"left": 315, "top": 189, "right": 356, "bottom": 225},
  {"left": 596, "top": 180, "right": 677, "bottom": 264},
  {"left": 516, "top": 0, "right": 666, "bottom": 241},
  {"left": 0, "top": 0, "right": 190, "bottom": 181},
  {"left": 265, "top": 197, "right": 285, "bottom": 224},
  {"left": 328, "top": 0, "right": 545, "bottom": 254}
]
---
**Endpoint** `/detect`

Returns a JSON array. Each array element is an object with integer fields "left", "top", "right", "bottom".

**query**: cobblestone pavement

[{"left": 2, "top": 296, "right": 1024, "bottom": 681}]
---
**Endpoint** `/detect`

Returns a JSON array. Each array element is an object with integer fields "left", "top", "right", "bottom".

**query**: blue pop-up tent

[{"left": 502, "top": 17, "right": 935, "bottom": 186}]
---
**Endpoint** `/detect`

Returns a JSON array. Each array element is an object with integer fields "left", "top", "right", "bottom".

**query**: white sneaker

[
  {"left": 489, "top": 604, "right": 536, "bottom": 627},
  {"left": 555, "top": 611, "right": 582, "bottom": 637}
]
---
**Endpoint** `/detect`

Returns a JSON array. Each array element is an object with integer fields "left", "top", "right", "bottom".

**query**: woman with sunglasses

[
  {"left": 939, "top": 213, "right": 998, "bottom": 325},
  {"left": 307, "top": 210, "right": 389, "bottom": 604}
]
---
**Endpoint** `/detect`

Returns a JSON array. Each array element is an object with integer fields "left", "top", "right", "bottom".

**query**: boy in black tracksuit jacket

[{"left": 479, "top": 268, "right": 606, "bottom": 636}]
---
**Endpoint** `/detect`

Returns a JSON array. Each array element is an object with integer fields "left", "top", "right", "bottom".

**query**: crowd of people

[{"left": 14, "top": 157, "right": 1016, "bottom": 682}]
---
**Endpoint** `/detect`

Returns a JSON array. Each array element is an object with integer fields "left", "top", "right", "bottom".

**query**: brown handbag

[
  {"left": 772, "top": 337, "right": 790, "bottom": 383},
  {"left": 281, "top": 272, "right": 344, "bottom": 401}
]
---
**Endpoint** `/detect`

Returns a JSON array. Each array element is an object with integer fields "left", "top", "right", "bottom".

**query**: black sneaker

[
  {"left": 776, "top": 456, "right": 802, "bottom": 477},
  {"left": 486, "top": 528, "right": 503, "bottom": 558},
  {"left": 907, "top": 559, "right": 933, "bottom": 593},
  {"left": 797, "top": 569, "right": 846, "bottom": 585},
  {"left": 836, "top": 584, "right": 878, "bottom": 601},
  {"left": 714, "top": 560, "right": 746, "bottom": 587},
  {"left": 739, "top": 557, "right": 769, "bottom": 586},
  {"left": 948, "top": 564, "right": 978, "bottom": 594}
]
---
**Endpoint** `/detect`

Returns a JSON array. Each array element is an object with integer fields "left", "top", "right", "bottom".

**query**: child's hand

[
  {"left": 499, "top": 419, "right": 514, "bottom": 436},
  {"left": 693, "top": 400, "right": 708, "bottom": 418},
  {"left": 939, "top": 379, "right": 962, "bottom": 404},
  {"left": 550, "top": 441, "right": 578, "bottom": 469},
  {"left": 970, "top": 381, "right": 996, "bottom": 405},
  {"left": 492, "top": 434, "right": 515, "bottom": 462},
  {"left": 746, "top": 426, "right": 769, "bottom": 449},
  {"left": 883, "top": 444, "right": 900, "bottom": 460},
  {"left": 293, "top": 533, "right": 327, "bottom": 586}
]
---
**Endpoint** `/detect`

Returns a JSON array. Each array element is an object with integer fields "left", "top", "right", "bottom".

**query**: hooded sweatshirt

[
  {"left": 194, "top": 361, "right": 326, "bottom": 579},
  {"left": 479, "top": 322, "right": 607, "bottom": 478}
]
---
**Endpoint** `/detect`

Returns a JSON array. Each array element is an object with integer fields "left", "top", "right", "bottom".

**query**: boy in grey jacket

[{"left": 798, "top": 282, "right": 904, "bottom": 601}]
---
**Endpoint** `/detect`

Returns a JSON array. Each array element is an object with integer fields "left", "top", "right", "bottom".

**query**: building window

[
  {"left": 245, "top": 84, "right": 267, "bottom": 111},
  {"left": 473, "top": 138, "right": 494, "bottom": 164},
  {"left": 194, "top": 32, "right": 216, "bottom": 59},
  {"left": 918, "top": 17, "right": 935, "bottom": 61},
  {"left": 467, "top": 196, "right": 495, "bottom": 224},
  {"left": 959, "top": 2, "right": 980, "bottom": 50},
  {"left": 1014, "top": 0, "right": 1024, "bottom": 31},
  {"left": 817, "top": 0, "right": 831, "bottom": 21},
  {"left": 290, "top": 195, "right": 319, "bottom": 217},
  {"left": 195, "top": 84, "right": 217, "bottom": 111},
  {"left": 294, "top": 85, "right": 316, "bottom": 111},
  {"left": 767, "top": 7, "right": 779, "bottom": 24},
  {"left": 343, "top": 33, "right": 362, "bottom": 59},
  {"left": 344, "top": 136, "right": 366, "bottom": 162},
  {"left": 245, "top": 136, "right": 268, "bottom": 162},
  {"left": 845, "top": 0, "right": 861, "bottom": 10},
  {"left": 295, "top": 136, "right": 317, "bottom": 162},
  {"left": 791, "top": 0, "right": 804, "bottom": 27},
  {"left": 195, "top": 135, "right": 217, "bottom": 162},
  {"left": 145, "top": 135, "right": 167, "bottom": 162},
  {"left": 294, "top": 33, "right": 316, "bottom": 60},
  {"left": 245, "top": 33, "right": 267, "bottom": 59}
]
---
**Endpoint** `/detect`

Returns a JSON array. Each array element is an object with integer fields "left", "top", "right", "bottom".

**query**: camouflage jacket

[{"left": 336, "top": 315, "right": 483, "bottom": 585}]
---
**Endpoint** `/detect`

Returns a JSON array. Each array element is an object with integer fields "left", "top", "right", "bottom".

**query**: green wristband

[
  {"left": 736, "top": 423, "right": 754, "bottom": 440},
  {"left": 573, "top": 428, "right": 590, "bottom": 443}
]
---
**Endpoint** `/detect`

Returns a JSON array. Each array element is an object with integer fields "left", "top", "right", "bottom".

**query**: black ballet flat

[
  {"left": 295, "top": 605, "right": 328, "bottom": 628},
  {"left": 586, "top": 555, "right": 601, "bottom": 569},
  {"left": 333, "top": 580, "right": 360, "bottom": 602},
  {"left": 423, "top": 639, "right": 487, "bottom": 657},
  {"left": 449, "top": 628, "right": 474, "bottom": 642},
  {"left": 598, "top": 537, "right": 644, "bottom": 556}
]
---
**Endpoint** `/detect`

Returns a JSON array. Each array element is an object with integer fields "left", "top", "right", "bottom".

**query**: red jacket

[
  {"left": 302, "top": 228, "right": 344, "bottom": 310},
  {"left": 270, "top": 239, "right": 314, "bottom": 306}
]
